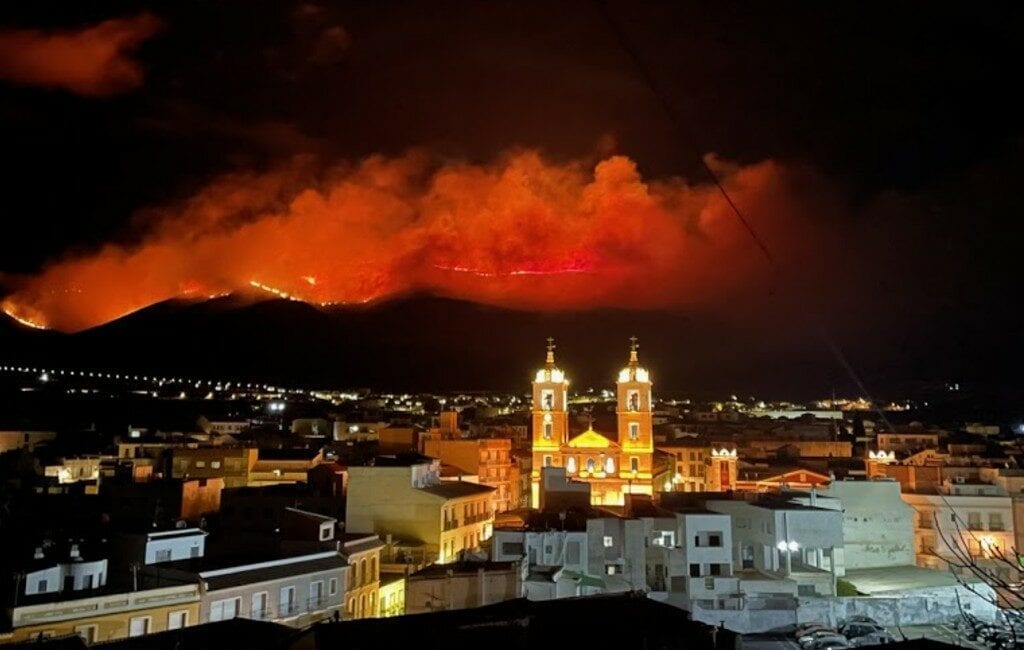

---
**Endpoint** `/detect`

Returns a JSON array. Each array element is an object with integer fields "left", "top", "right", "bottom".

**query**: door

[
  {"left": 252, "top": 592, "right": 268, "bottom": 619},
  {"left": 280, "top": 586, "right": 296, "bottom": 616}
]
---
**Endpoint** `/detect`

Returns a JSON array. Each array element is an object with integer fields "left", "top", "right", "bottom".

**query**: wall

[
  {"left": 405, "top": 567, "right": 521, "bottom": 614},
  {"left": 200, "top": 566, "right": 345, "bottom": 627},
  {"left": 821, "top": 481, "right": 915, "bottom": 569}
]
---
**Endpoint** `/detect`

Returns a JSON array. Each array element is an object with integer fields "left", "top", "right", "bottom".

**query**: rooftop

[
  {"left": 418, "top": 481, "right": 495, "bottom": 499},
  {"left": 408, "top": 560, "right": 519, "bottom": 579}
]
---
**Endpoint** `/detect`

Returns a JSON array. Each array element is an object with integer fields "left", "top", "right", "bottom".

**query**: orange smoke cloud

[
  {"left": 0, "top": 14, "right": 161, "bottom": 96},
  {"left": 2, "top": 150, "right": 810, "bottom": 332}
]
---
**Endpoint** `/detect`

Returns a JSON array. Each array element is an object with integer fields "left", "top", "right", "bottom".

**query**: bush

[{"left": 836, "top": 578, "right": 860, "bottom": 597}]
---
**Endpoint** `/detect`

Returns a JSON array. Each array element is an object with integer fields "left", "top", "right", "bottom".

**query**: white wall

[{"left": 822, "top": 481, "right": 915, "bottom": 569}]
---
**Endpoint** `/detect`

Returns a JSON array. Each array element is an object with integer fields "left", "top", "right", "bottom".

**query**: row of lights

[{"left": 0, "top": 364, "right": 292, "bottom": 395}]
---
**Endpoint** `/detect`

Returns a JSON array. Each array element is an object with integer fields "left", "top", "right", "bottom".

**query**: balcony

[
  {"left": 442, "top": 519, "right": 461, "bottom": 531},
  {"left": 308, "top": 596, "right": 326, "bottom": 611},
  {"left": 464, "top": 512, "right": 492, "bottom": 525}
]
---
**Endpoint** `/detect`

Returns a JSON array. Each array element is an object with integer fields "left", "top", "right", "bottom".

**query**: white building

[
  {"left": 23, "top": 546, "right": 107, "bottom": 596},
  {"left": 705, "top": 495, "right": 844, "bottom": 596},
  {"left": 902, "top": 479, "right": 1016, "bottom": 583},
  {"left": 491, "top": 511, "right": 646, "bottom": 599},
  {"left": 815, "top": 479, "right": 915, "bottom": 569}
]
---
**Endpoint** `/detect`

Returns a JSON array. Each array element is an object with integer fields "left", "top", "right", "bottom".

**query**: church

[{"left": 530, "top": 338, "right": 656, "bottom": 507}]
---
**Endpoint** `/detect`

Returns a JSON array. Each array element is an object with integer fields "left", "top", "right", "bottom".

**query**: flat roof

[
  {"left": 418, "top": 482, "right": 495, "bottom": 498},
  {"left": 843, "top": 565, "right": 985, "bottom": 594}
]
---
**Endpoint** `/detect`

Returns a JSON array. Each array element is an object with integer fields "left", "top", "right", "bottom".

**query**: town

[{"left": 0, "top": 339, "right": 1020, "bottom": 649}]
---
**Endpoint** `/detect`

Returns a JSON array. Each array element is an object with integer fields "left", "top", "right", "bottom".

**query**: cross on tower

[
  {"left": 545, "top": 337, "right": 556, "bottom": 366},
  {"left": 546, "top": 337, "right": 556, "bottom": 353},
  {"left": 629, "top": 335, "right": 639, "bottom": 352}
]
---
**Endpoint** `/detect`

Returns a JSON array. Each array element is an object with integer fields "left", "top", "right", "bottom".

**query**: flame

[
  {"left": 0, "top": 150, "right": 811, "bottom": 332},
  {"left": 3, "top": 307, "right": 47, "bottom": 330}
]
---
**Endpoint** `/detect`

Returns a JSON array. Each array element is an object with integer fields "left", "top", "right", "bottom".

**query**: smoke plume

[
  {"left": 2, "top": 150, "right": 820, "bottom": 332},
  {"left": 0, "top": 14, "right": 161, "bottom": 96}
]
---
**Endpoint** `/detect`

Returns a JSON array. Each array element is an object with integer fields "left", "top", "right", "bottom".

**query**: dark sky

[{"left": 0, "top": 1, "right": 1021, "bottom": 398}]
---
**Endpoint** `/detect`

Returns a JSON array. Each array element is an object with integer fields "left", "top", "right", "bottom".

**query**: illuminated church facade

[{"left": 530, "top": 338, "right": 656, "bottom": 507}]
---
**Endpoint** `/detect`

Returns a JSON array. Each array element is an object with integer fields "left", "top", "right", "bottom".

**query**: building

[
  {"left": 0, "top": 431, "right": 57, "bottom": 453},
  {"left": 345, "top": 455, "right": 495, "bottom": 564},
  {"left": 902, "top": 479, "right": 1016, "bottom": 583},
  {"left": 491, "top": 505, "right": 646, "bottom": 600},
  {"left": 250, "top": 448, "right": 324, "bottom": 486},
  {"left": 100, "top": 477, "right": 224, "bottom": 526},
  {"left": 530, "top": 338, "right": 655, "bottom": 507},
  {"left": 404, "top": 561, "right": 522, "bottom": 614},
  {"left": 171, "top": 447, "right": 258, "bottom": 488},
  {"left": 340, "top": 533, "right": 384, "bottom": 620},
  {"left": 423, "top": 430, "right": 516, "bottom": 513},
  {"left": 377, "top": 574, "right": 405, "bottom": 617},
  {"left": 141, "top": 549, "right": 348, "bottom": 627},
  {"left": 2, "top": 583, "right": 202, "bottom": 644},
  {"left": 817, "top": 479, "right": 915, "bottom": 569},
  {"left": 657, "top": 440, "right": 738, "bottom": 492},
  {"left": 699, "top": 494, "right": 845, "bottom": 596},
  {"left": 112, "top": 528, "right": 208, "bottom": 566}
]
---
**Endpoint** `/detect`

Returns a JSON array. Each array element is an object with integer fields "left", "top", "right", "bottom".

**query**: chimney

[{"left": 69, "top": 544, "right": 81, "bottom": 560}]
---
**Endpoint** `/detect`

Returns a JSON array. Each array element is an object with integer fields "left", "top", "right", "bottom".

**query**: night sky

[{"left": 0, "top": 1, "right": 1021, "bottom": 397}]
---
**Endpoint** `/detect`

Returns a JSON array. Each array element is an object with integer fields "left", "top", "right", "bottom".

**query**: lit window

[
  {"left": 194, "top": 460, "right": 206, "bottom": 468},
  {"left": 586, "top": 458, "right": 596, "bottom": 473},
  {"left": 543, "top": 455, "right": 553, "bottom": 468},
  {"left": 541, "top": 390, "right": 554, "bottom": 411},
  {"left": 605, "top": 457, "right": 615, "bottom": 474},
  {"left": 628, "top": 422, "right": 640, "bottom": 440},
  {"left": 630, "top": 457, "right": 639, "bottom": 472},
  {"left": 211, "top": 461, "right": 221, "bottom": 469},
  {"left": 566, "top": 457, "right": 577, "bottom": 473},
  {"left": 543, "top": 422, "right": 553, "bottom": 439},
  {"left": 603, "top": 536, "right": 613, "bottom": 548}
]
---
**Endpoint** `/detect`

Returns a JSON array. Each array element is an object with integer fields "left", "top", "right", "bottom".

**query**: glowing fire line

[{"left": 3, "top": 308, "right": 47, "bottom": 330}]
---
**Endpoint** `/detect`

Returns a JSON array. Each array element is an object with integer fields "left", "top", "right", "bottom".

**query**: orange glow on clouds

[
  {"left": 1, "top": 150, "right": 806, "bottom": 332},
  {"left": 0, "top": 14, "right": 161, "bottom": 96}
]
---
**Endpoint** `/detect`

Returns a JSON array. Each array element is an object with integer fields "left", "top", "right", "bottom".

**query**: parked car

[
  {"left": 811, "top": 635, "right": 850, "bottom": 650},
  {"left": 799, "top": 630, "right": 842, "bottom": 647},
  {"left": 794, "top": 623, "right": 833, "bottom": 639},
  {"left": 848, "top": 631, "right": 896, "bottom": 647},
  {"left": 840, "top": 623, "right": 886, "bottom": 639}
]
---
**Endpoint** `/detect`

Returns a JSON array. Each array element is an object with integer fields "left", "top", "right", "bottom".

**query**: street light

[{"left": 776, "top": 540, "right": 799, "bottom": 574}]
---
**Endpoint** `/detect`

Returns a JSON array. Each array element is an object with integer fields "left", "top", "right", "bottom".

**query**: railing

[
  {"left": 308, "top": 596, "right": 325, "bottom": 610},
  {"left": 279, "top": 602, "right": 303, "bottom": 617},
  {"left": 464, "top": 512, "right": 491, "bottom": 525},
  {"left": 989, "top": 524, "right": 1005, "bottom": 531},
  {"left": 443, "top": 519, "right": 460, "bottom": 531}
]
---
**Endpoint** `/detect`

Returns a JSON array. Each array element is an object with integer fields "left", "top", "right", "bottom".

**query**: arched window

[
  {"left": 370, "top": 557, "right": 377, "bottom": 582},
  {"left": 360, "top": 559, "right": 368, "bottom": 586},
  {"left": 566, "top": 456, "right": 577, "bottom": 473},
  {"left": 628, "top": 391, "right": 640, "bottom": 412},
  {"left": 359, "top": 593, "right": 366, "bottom": 617},
  {"left": 586, "top": 458, "right": 596, "bottom": 473},
  {"left": 353, "top": 560, "right": 361, "bottom": 587},
  {"left": 605, "top": 457, "right": 615, "bottom": 474}
]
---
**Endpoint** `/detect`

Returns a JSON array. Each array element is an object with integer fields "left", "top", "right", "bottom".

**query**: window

[
  {"left": 195, "top": 461, "right": 206, "bottom": 468},
  {"left": 705, "top": 577, "right": 716, "bottom": 590},
  {"left": 741, "top": 545, "right": 754, "bottom": 569},
  {"left": 541, "top": 390, "right": 554, "bottom": 411},
  {"left": 653, "top": 531, "right": 675, "bottom": 547},
  {"left": 279, "top": 586, "right": 296, "bottom": 616},
  {"left": 502, "top": 542, "right": 525, "bottom": 556},
  {"left": 968, "top": 512, "right": 982, "bottom": 530},
  {"left": 586, "top": 458, "right": 596, "bottom": 472},
  {"left": 37, "top": 579, "right": 47, "bottom": 592},
  {"left": 320, "top": 526, "right": 332, "bottom": 541},
  {"left": 630, "top": 457, "right": 639, "bottom": 472},
  {"left": 251, "top": 592, "right": 268, "bottom": 619},
  {"left": 543, "top": 455, "right": 552, "bottom": 468},
  {"left": 709, "top": 563, "right": 723, "bottom": 576},
  {"left": 359, "top": 559, "right": 367, "bottom": 585},
  {"left": 708, "top": 533, "right": 722, "bottom": 547},
  {"left": 310, "top": 581, "right": 325, "bottom": 608},
  {"left": 210, "top": 597, "right": 241, "bottom": 621},
  {"left": 989, "top": 513, "right": 1005, "bottom": 531},
  {"left": 628, "top": 422, "right": 640, "bottom": 440},
  {"left": 627, "top": 391, "right": 640, "bottom": 411},
  {"left": 190, "top": 545, "right": 201, "bottom": 558},
  {"left": 211, "top": 461, "right": 221, "bottom": 469},
  {"left": 606, "top": 565, "right": 618, "bottom": 575},
  {"left": 689, "top": 563, "right": 701, "bottom": 577},
  {"left": 604, "top": 457, "right": 615, "bottom": 474},
  {"left": 566, "top": 456, "right": 577, "bottom": 473},
  {"left": 128, "top": 616, "right": 150, "bottom": 637},
  {"left": 603, "top": 535, "right": 614, "bottom": 548},
  {"left": 329, "top": 578, "right": 338, "bottom": 596},
  {"left": 168, "top": 610, "right": 188, "bottom": 629},
  {"left": 543, "top": 422, "right": 553, "bottom": 439},
  {"left": 371, "top": 557, "right": 378, "bottom": 581},
  {"left": 74, "top": 625, "right": 98, "bottom": 643},
  {"left": 155, "top": 549, "right": 172, "bottom": 563}
]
